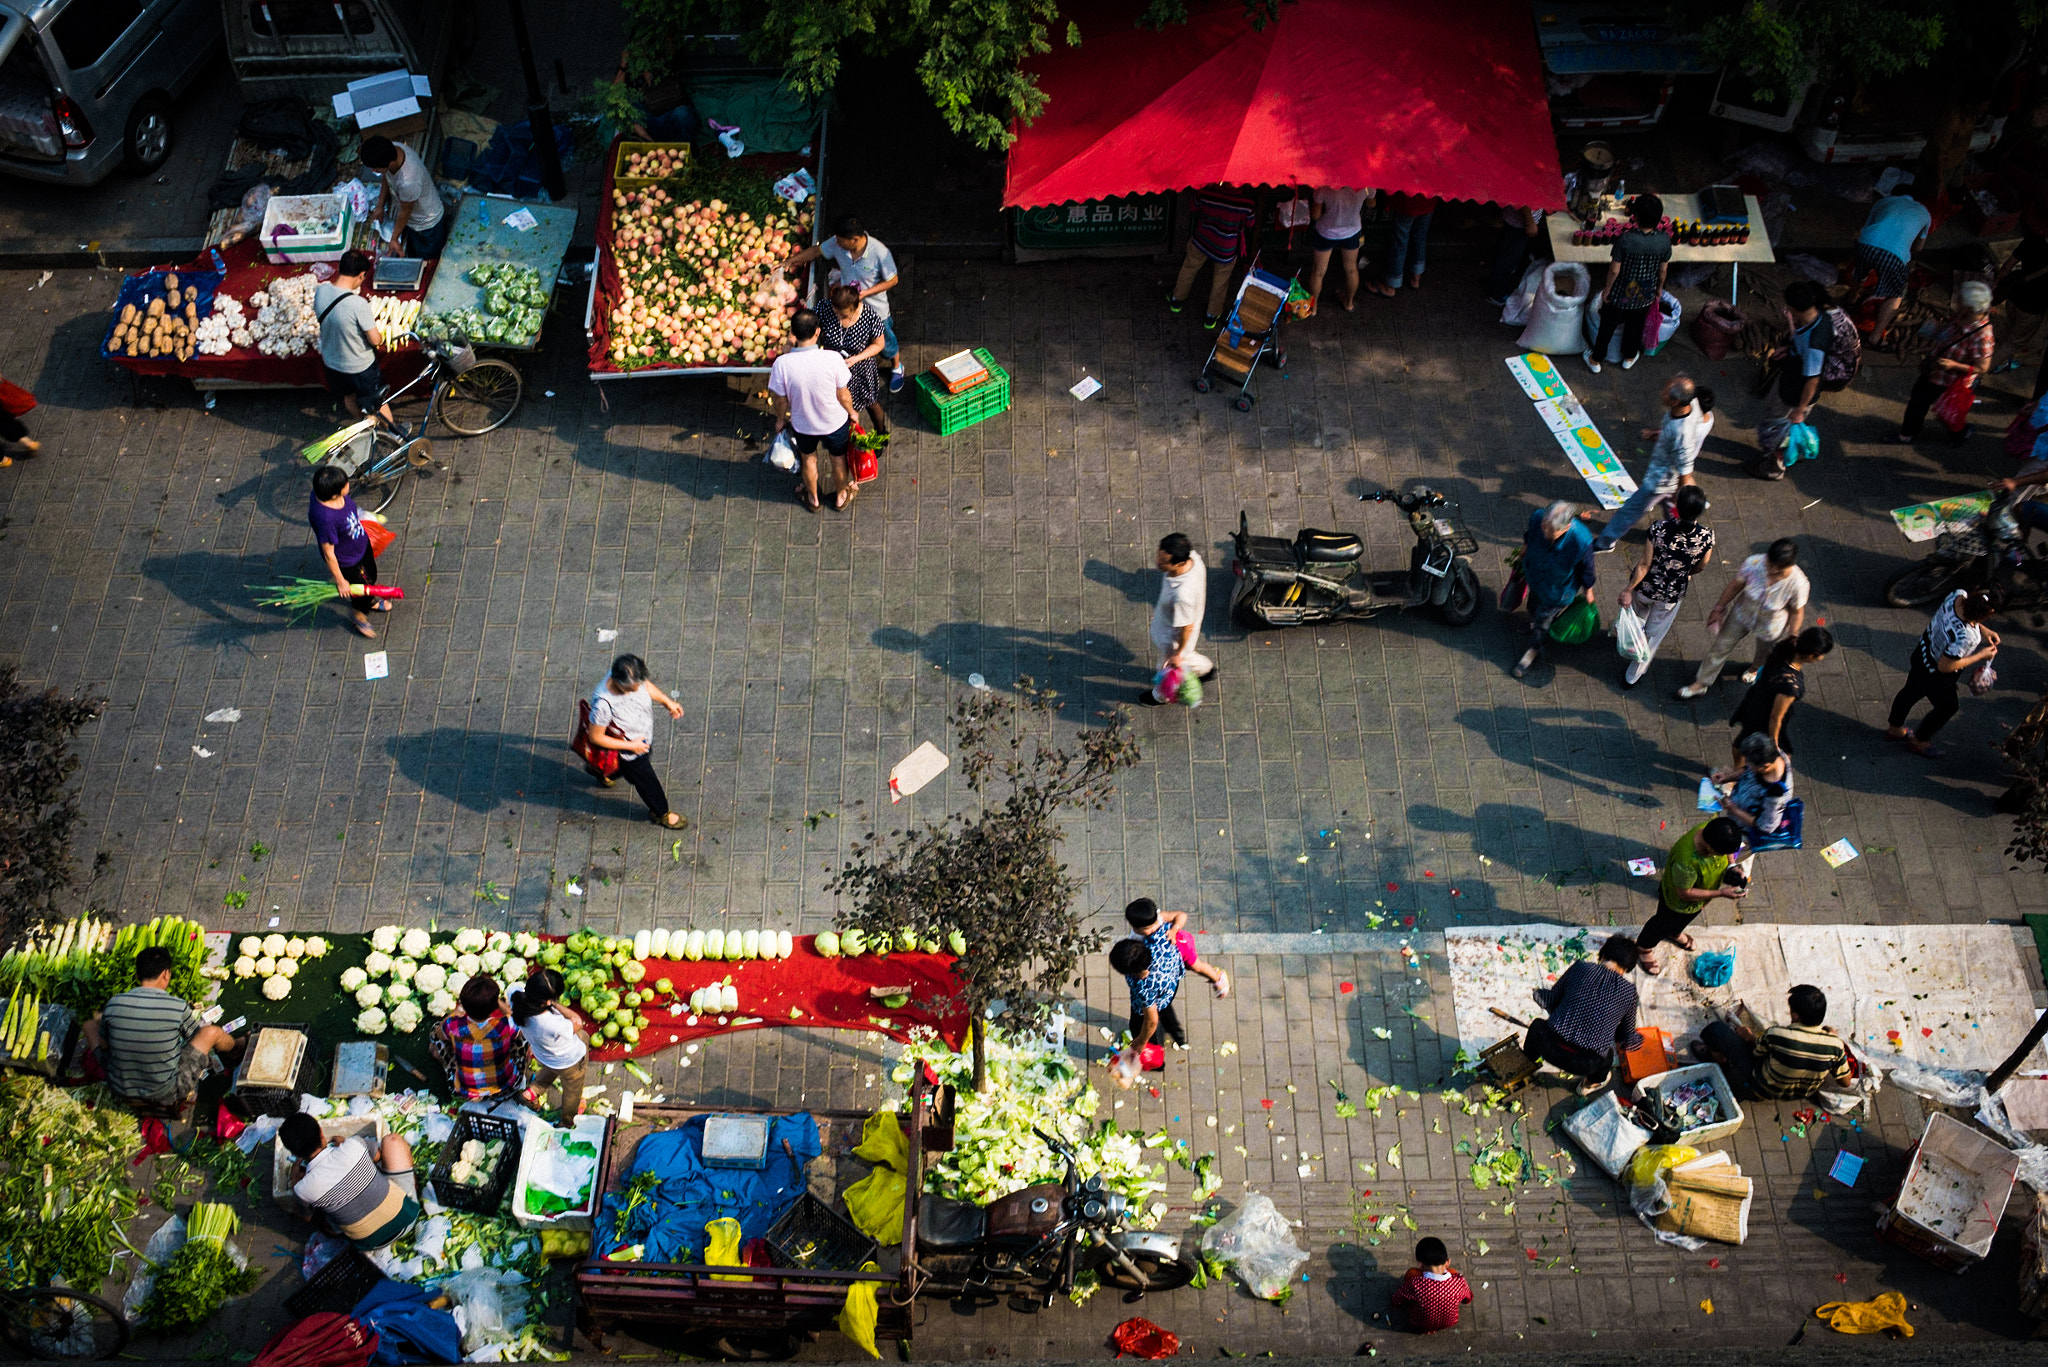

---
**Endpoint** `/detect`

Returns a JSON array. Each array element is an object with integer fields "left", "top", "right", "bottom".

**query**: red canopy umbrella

[{"left": 1003, "top": 0, "right": 1564, "bottom": 212}]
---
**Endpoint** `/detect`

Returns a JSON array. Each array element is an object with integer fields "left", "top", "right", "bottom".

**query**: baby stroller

[{"left": 1195, "top": 259, "right": 1292, "bottom": 410}]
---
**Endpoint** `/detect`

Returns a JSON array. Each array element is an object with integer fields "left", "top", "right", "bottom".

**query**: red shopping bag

[
  {"left": 572, "top": 699, "right": 622, "bottom": 778},
  {"left": 1932, "top": 374, "right": 1976, "bottom": 435},
  {"left": 0, "top": 379, "right": 34, "bottom": 417},
  {"left": 361, "top": 516, "right": 396, "bottom": 557}
]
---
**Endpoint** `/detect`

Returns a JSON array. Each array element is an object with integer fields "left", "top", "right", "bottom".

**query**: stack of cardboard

[{"left": 1653, "top": 1151, "right": 1753, "bottom": 1245}]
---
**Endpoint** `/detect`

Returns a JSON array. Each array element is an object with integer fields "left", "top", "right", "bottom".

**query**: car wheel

[{"left": 124, "top": 95, "right": 172, "bottom": 172}]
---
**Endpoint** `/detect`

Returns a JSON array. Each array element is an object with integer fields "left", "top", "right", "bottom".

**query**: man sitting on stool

[
  {"left": 1692, "top": 984, "right": 1850, "bottom": 1101},
  {"left": 279, "top": 1113, "right": 422, "bottom": 1251},
  {"left": 1525, "top": 934, "right": 1643, "bottom": 1095},
  {"left": 83, "top": 946, "right": 241, "bottom": 1111}
]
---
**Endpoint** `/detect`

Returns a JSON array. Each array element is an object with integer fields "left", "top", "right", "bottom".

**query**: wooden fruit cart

[{"left": 576, "top": 1073, "right": 935, "bottom": 1355}]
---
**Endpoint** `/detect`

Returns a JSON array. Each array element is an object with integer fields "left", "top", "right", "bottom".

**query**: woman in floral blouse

[
  {"left": 1897, "top": 281, "right": 1995, "bottom": 444},
  {"left": 1616, "top": 484, "right": 1713, "bottom": 689},
  {"left": 817, "top": 284, "right": 890, "bottom": 440}
]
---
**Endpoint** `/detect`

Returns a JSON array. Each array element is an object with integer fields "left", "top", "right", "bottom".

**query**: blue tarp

[
  {"left": 353, "top": 1278, "right": 462, "bottom": 1366},
  {"left": 593, "top": 1113, "right": 820, "bottom": 1265}
]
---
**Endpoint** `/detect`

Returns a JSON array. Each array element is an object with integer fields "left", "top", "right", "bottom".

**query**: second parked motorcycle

[{"left": 1884, "top": 487, "right": 2048, "bottom": 609}]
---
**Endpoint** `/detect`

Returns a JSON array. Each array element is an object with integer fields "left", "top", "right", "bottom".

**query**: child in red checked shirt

[{"left": 1391, "top": 1237, "right": 1472, "bottom": 1332}]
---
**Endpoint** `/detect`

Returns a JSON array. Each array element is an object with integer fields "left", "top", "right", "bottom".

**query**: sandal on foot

[
  {"left": 658, "top": 811, "right": 688, "bottom": 828},
  {"left": 350, "top": 618, "right": 377, "bottom": 639}
]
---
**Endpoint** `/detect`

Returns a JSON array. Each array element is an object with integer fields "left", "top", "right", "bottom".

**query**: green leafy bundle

[
  {"left": 0, "top": 1076, "right": 142, "bottom": 1291},
  {"left": 139, "top": 1202, "right": 260, "bottom": 1332}
]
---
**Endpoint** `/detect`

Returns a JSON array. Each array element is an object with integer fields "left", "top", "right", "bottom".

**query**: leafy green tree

[
  {"left": 1678, "top": 2, "right": 2043, "bottom": 191},
  {"left": 828, "top": 681, "right": 1141, "bottom": 1089},
  {"left": 616, "top": 0, "right": 1285, "bottom": 149},
  {"left": 0, "top": 666, "right": 104, "bottom": 946}
]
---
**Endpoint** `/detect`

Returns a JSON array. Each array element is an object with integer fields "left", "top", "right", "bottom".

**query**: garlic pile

[
  {"left": 246, "top": 273, "right": 321, "bottom": 356},
  {"left": 192, "top": 294, "right": 248, "bottom": 356}
]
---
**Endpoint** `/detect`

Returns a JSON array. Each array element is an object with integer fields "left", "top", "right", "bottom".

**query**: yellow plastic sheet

[
  {"left": 1814, "top": 1291, "right": 1915, "bottom": 1337},
  {"left": 704, "top": 1216, "right": 749, "bottom": 1281},
  {"left": 837, "top": 1261, "right": 882, "bottom": 1358},
  {"left": 843, "top": 1166, "right": 907, "bottom": 1245},
  {"left": 853, "top": 1107, "right": 908, "bottom": 1171},
  {"left": 1626, "top": 1143, "right": 1699, "bottom": 1191}
]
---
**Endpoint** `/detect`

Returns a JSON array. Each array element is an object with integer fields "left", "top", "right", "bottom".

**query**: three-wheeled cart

[
  {"left": 1194, "top": 261, "right": 1291, "bottom": 410},
  {"left": 576, "top": 1073, "right": 936, "bottom": 1357}
]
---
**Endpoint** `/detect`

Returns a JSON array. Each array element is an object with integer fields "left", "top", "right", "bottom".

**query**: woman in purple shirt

[{"left": 309, "top": 463, "right": 387, "bottom": 638}]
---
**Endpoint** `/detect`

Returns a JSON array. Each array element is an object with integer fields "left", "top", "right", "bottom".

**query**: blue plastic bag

[
  {"left": 1784, "top": 422, "right": 1820, "bottom": 467},
  {"left": 1690, "top": 947, "right": 1737, "bottom": 988}
]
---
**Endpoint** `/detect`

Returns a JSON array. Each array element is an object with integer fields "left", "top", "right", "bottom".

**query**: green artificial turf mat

[{"left": 215, "top": 935, "right": 443, "bottom": 1096}]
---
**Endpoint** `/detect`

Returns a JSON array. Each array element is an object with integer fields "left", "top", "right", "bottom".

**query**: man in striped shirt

[
  {"left": 281, "top": 1113, "right": 422, "bottom": 1250},
  {"left": 83, "top": 947, "right": 240, "bottom": 1107},
  {"left": 1169, "top": 186, "right": 1257, "bottom": 329},
  {"left": 1695, "top": 984, "right": 1851, "bottom": 1101}
]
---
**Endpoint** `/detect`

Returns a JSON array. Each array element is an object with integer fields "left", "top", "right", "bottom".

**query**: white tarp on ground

[{"left": 1444, "top": 923, "right": 2048, "bottom": 1075}]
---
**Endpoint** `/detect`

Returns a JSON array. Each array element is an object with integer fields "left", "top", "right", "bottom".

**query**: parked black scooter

[
  {"left": 912, "top": 1127, "right": 1199, "bottom": 1308},
  {"left": 1884, "top": 487, "right": 2048, "bottom": 610},
  {"left": 1229, "top": 486, "right": 1483, "bottom": 629}
]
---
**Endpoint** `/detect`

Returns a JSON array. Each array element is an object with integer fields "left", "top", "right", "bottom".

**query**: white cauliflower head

[
  {"left": 390, "top": 957, "right": 418, "bottom": 983},
  {"left": 364, "top": 951, "right": 393, "bottom": 977},
  {"left": 255, "top": 956, "right": 277, "bottom": 977},
  {"left": 453, "top": 928, "right": 486, "bottom": 954},
  {"left": 303, "top": 936, "right": 330, "bottom": 959},
  {"left": 479, "top": 949, "right": 506, "bottom": 975},
  {"left": 427, "top": 990, "right": 458, "bottom": 1017},
  {"left": 485, "top": 931, "right": 513, "bottom": 954},
  {"left": 384, "top": 979, "right": 413, "bottom": 1001},
  {"left": 512, "top": 932, "right": 541, "bottom": 959},
  {"left": 432, "top": 943, "right": 459, "bottom": 965},
  {"left": 390, "top": 1000, "right": 423, "bottom": 1033},
  {"left": 399, "top": 928, "right": 431, "bottom": 959},
  {"left": 233, "top": 956, "right": 257, "bottom": 979},
  {"left": 275, "top": 957, "right": 299, "bottom": 978},
  {"left": 446, "top": 974, "right": 470, "bottom": 1001},
  {"left": 370, "top": 926, "right": 401, "bottom": 954},
  {"left": 261, "top": 933, "right": 289, "bottom": 958},
  {"left": 413, "top": 963, "right": 447, "bottom": 995},
  {"left": 355, "top": 982, "right": 384, "bottom": 1009},
  {"left": 356, "top": 1007, "right": 388, "bottom": 1035},
  {"left": 339, "top": 966, "right": 368, "bottom": 992},
  {"left": 285, "top": 936, "right": 307, "bottom": 958},
  {"left": 502, "top": 957, "right": 527, "bottom": 984},
  {"left": 238, "top": 936, "right": 263, "bottom": 958},
  {"left": 455, "top": 953, "right": 481, "bottom": 977},
  {"left": 262, "top": 974, "right": 292, "bottom": 1001}
]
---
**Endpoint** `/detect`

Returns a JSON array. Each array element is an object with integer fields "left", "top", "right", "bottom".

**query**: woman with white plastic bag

[{"left": 1615, "top": 485, "right": 1714, "bottom": 689}]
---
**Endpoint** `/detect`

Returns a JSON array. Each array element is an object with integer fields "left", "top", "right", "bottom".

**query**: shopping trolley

[{"left": 1195, "top": 260, "right": 1293, "bottom": 410}]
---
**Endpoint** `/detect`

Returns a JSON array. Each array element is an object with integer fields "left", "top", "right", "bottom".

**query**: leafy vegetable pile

[
  {"left": 1, "top": 913, "right": 222, "bottom": 1026},
  {"left": 893, "top": 1029, "right": 1167, "bottom": 1221},
  {"left": 0, "top": 1076, "right": 142, "bottom": 1291},
  {"left": 419, "top": 263, "right": 552, "bottom": 347},
  {"left": 138, "top": 1202, "right": 260, "bottom": 1333}
]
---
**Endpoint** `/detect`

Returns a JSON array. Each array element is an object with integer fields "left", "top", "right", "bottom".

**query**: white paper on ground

[
  {"left": 1070, "top": 375, "right": 1102, "bottom": 401},
  {"left": 205, "top": 707, "right": 242, "bottom": 723},
  {"left": 890, "top": 741, "right": 951, "bottom": 802},
  {"left": 504, "top": 207, "right": 538, "bottom": 232},
  {"left": 364, "top": 651, "right": 389, "bottom": 680}
]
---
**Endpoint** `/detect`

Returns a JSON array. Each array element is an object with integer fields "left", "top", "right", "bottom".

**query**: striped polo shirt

[
  {"left": 294, "top": 1141, "right": 419, "bottom": 1249},
  {"left": 1751, "top": 1023, "right": 1851, "bottom": 1099},
  {"left": 99, "top": 986, "right": 200, "bottom": 1100}
]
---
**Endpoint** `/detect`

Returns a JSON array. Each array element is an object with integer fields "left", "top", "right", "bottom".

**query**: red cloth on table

[
  {"left": 571, "top": 935, "right": 970, "bottom": 1062},
  {"left": 107, "top": 238, "right": 430, "bottom": 391},
  {"left": 1391, "top": 1267, "right": 1472, "bottom": 1332}
]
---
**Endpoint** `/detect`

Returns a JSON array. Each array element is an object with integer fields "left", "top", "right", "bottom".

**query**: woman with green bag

[{"left": 1514, "top": 501, "right": 1599, "bottom": 679}]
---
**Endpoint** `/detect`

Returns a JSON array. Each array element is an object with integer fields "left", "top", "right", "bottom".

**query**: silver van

[{"left": 0, "top": 0, "right": 222, "bottom": 186}]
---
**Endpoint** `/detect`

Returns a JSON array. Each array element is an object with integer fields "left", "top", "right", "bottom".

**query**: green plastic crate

[{"left": 913, "top": 350, "right": 1011, "bottom": 435}]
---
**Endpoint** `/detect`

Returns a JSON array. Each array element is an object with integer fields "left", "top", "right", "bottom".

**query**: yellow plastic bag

[
  {"left": 1814, "top": 1291, "right": 1914, "bottom": 1337},
  {"left": 837, "top": 1261, "right": 882, "bottom": 1358},
  {"left": 852, "top": 1107, "right": 908, "bottom": 1171},
  {"left": 1626, "top": 1142, "right": 1699, "bottom": 1191},
  {"left": 843, "top": 1166, "right": 908, "bottom": 1245},
  {"left": 704, "top": 1216, "right": 750, "bottom": 1281}
]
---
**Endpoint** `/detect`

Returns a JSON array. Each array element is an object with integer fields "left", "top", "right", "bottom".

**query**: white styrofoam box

[
  {"left": 1633, "top": 1062, "right": 1744, "bottom": 1146},
  {"left": 261, "top": 193, "right": 356, "bottom": 265},
  {"left": 511, "top": 1113, "right": 609, "bottom": 1230}
]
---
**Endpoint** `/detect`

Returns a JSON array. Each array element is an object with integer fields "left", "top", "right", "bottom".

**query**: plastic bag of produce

[
  {"left": 1516, "top": 263, "right": 1591, "bottom": 355},
  {"left": 765, "top": 431, "right": 799, "bottom": 472},
  {"left": 1199, "top": 1193, "right": 1308, "bottom": 1301}
]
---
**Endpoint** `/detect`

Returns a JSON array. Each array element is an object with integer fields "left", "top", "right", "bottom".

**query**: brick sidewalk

[{"left": 1, "top": 251, "right": 2045, "bottom": 1353}]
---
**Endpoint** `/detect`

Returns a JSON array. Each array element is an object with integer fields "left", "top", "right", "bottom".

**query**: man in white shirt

[
  {"left": 361, "top": 136, "right": 449, "bottom": 258},
  {"left": 767, "top": 309, "right": 856, "bottom": 511},
  {"left": 1680, "top": 538, "right": 1810, "bottom": 697},
  {"left": 784, "top": 216, "right": 904, "bottom": 392},
  {"left": 1141, "top": 533, "right": 1214, "bottom": 705}
]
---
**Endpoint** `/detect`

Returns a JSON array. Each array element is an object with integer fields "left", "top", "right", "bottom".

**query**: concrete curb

[{"left": 0, "top": 238, "right": 208, "bottom": 268}]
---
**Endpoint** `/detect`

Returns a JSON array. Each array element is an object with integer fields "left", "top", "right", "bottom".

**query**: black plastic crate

[
  {"left": 765, "top": 1191, "right": 878, "bottom": 1272},
  {"left": 429, "top": 1112, "right": 522, "bottom": 1213},
  {"left": 285, "top": 1247, "right": 384, "bottom": 1317}
]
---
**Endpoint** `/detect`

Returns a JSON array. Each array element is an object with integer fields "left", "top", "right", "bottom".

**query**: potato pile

[{"left": 109, "top": 272, "right": 202, "bottom": 362}]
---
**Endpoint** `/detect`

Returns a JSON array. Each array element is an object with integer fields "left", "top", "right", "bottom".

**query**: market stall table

[
  {"left": 420, "top": 194, "right": 579, "bottom": 351},
  {"left": 103, "top": 237, "right": 431, "bottom": 392},
  {"left": 1547, "top": 192, "right": 1775, "bottom": 304}
]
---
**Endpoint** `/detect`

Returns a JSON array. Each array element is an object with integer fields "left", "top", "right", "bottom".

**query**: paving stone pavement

[{"left": 2, "top": 254, "right": 2046, "bottom": 1354}]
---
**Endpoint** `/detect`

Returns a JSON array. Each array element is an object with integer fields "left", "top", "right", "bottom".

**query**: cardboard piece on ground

[
  {"left": 889, "top": 741, "right": 950, "bottom": 802},
  {"left": 1505, "top": 353, "right": 1572, "bottom": 400},
  {"left": 1655, "top": 1151, "right": 1752, "bottom": 1244},
  {"left": 2001, "top": 1077, "right": 2048, "bottom": 1133}
]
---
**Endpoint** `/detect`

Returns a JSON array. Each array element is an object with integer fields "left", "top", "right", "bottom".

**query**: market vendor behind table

[
  {"left": 82, "top": 946, "right": 241, "bottom": 1110},
  {"left": 360, "top": 135, "right": 449, "bottom": 259}
]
